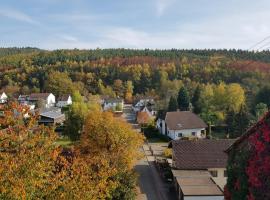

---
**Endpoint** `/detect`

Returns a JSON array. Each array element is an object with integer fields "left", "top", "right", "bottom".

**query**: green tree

[
  {"left": 168, "top": 96, "right": 178, "bottom": 112},
  {"left": 256, "top": 85, "right": 270, "bottom": 108},
  {"left": 177, "top": 86, "right": 190, "bottom": 111},
  {"left": 255, "top": 103, "right": 268, "bottom": 120},
  {"left": 227, "top": 105, "right": 251, "bottom": 138},
  {"left": 64, "top": 91, "right": 88, "bottom": 141},
  {"left": 192, "top": 85, "right": 201, "bottom": 114},
  {"left": 45, "top": 72, "right": 75, "bottom": 96}
]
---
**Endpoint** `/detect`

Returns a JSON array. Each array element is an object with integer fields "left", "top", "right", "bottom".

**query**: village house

[
  {"left": 18, "top": 95, "right": 35, "bottom": 110},
  {"left": 156, "top": 111, "right": 207, "bottom": 140},
  {"left": 171, "top": 139, "right": 236, "bottom": 200},
  {"left": 56, "top": 94, "right": 72, "bottom": 108},
  {"left": 133, "top": 97, "right": 156, "bottom": 116},
  {"left": 18, "top": 94, "right": 29, "bottom": 104},
  {"left": 132, "top": 97, "right": 156, "bottom": 112},
  {"left": 0, "top": 92, "right": 8, "bottom": 104},
  {"left": 38, "top": 107, "right": 65, "bottom": 126},
  {"left": 103, "top": 98, "right": 124, "bottom": 112},
  {"left": 29, "top": 93, "right": 55, "bottom": 108}
]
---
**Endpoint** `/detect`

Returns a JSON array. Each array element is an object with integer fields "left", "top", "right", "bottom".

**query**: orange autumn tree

[
  {"left": 0, "top": 103, "right": 144, "bottom": 199},
  {"left": 0, "top": 103, "right": 61, "bottom": 199},
  {"left": 136, "top": 111, "right": 151, "bottom": 125},
  {"left": 80, "top": 111, "right": 145, "bottom": 199}
]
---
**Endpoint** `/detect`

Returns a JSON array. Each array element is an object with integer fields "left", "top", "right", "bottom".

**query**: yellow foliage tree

[{"left": 80, "top": 111, "right": 144, "bottom": 170}]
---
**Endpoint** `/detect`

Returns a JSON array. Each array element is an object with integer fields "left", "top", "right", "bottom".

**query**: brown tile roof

[
  {"left": 165, "top": 111, "right": 207, "bottom": 130},
  {"left": 172, "top": 139, "right": 236, "bottom": 169},
  {"left": 29, "top": 93, "right": 51, "bottom": 100},
  {"left": 58, "top": 94, "right": 70, "bottom": 101}
]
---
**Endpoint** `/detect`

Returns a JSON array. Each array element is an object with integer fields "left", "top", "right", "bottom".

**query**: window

[
  {"left": 224, "top": 170, "right": 228, "bottom": 177},
  {"left": 178, "top": 133, "right": 183, "bottom": 137},
  {"left": 210, "top": 170, "right": 218, "bottom": 177},
  {"left": 192, "top": 132, "right": 196, "bottom": 136}
]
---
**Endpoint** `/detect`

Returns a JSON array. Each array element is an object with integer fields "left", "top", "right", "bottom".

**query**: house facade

[
  {"left": 29, "top": 93, "right": 55, "bottom": 108},
  {"left": 0, "top": 92, "right": 8, "bottom": 103},
  {"left": 157, "top": 111, "right": 207, "bottom": 140},
  {"left": 103, "top": 98, "right": 124, "bottom": 112},
  {"left": 133, "top": 98, "right": 156, "bottom": 116},
  {"left": 56, "top": 95, "right": 72, "bottom": 108}
]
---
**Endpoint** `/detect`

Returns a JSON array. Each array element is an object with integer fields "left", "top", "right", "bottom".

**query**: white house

[
  {"left": 157, "top": 111, "right": 207, "bottom": 140},
  {"left": 18, "top": 95, "right": 35, "bottom": 110},
  {"left": 0, "top": 92, "right": 8, "bottom": 103},
  {"left": 29, "top": 93, "right": 55, "bottom": 108},
  {"left": 56, "top": 95, "right": 72, "bottom": 108},
  {"left": 103, "top": 98, "right": 124, "bottom": 112},
  {"left": 133, "top": 98, "right": 155, "bottom": 112}
]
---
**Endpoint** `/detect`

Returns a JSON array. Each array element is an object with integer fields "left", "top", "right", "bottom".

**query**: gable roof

[
  {"left": 165, "top": 111, "right": 207, "bottom": 130},
  {"left": 58, "top": 94, "right": 71, "bottom": 101},
  {"left": 40, "top": 109, "right": 64, "bottom": 119},
  {"left": 172, "top": 139, "right": 236, "bottom": 169},
  {"left": 0, "top": 92, "right": 7, "bottom": 98},
  {"left": 29, "top": 93, "right": 52, "bottom": 100}
]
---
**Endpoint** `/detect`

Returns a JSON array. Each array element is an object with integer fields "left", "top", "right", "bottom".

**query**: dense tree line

[{"left": 1, "top": 48, "right": 270, "bottom": 137}]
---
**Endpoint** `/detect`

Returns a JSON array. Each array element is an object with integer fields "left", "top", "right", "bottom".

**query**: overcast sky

[{"left": 1, "top": 0, "right": 270, "bottom": 50}]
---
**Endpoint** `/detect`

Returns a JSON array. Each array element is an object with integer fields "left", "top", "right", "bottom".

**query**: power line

[
  {"left": 255, "top": 41, "right": 270, "bottom": 51},
  {"left": 248, "top": 36, "right": 270, "bottom": 51}
]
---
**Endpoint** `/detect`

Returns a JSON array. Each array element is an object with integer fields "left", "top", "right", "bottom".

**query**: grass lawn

[{"left": 55, "top": 137, "right": 73, "bottom": 147}]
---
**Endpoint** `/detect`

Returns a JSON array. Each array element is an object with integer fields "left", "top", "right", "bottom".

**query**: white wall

[
  {"left": 167, "top": 128, "right": 205, "bottom": 140},
  {"left": 208, "top": 168, "right": 227, "bottom": 190},
  {"left": 46, "top": 93, "right": 56, "bottom": 107},
  {"left": 156, "top": 119, "right": 166, "bottom": 135},
  {"left": 56, "top": 96, "right": 72, "bottom": 108},
  {"left": 104, "top": 102, "right": 123, "bottom": 111},
  {"left": 0, "top": 92, "right": 8, "bottom": 103}
]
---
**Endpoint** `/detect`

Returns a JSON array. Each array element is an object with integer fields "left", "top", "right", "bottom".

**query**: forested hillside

[{"left": 1, "top": 48, "right": 270, "bottom": 137}]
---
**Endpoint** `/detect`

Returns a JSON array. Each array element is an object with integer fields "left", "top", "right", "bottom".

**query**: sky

[{"left": 1, "top": 0, "right": 270, "bottom": 50}]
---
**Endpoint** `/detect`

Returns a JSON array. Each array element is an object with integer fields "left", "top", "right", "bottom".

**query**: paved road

[
  {"left": 135, "top": 154, "right": 164, "bottom": 200},
  {"left": 122, "top": 104, "right": 175, "bottom": 200}
]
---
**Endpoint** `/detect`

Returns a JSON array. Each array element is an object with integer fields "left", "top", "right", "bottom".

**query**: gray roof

[
  {"left": 40, "top": 108, "right": 64, "bottom": 119},
  {"left": 40, "top": 112, "right": 64, "bottom": 119},
  {"left": 165, "top": 111, "right": 207, "bottom": 130}
]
